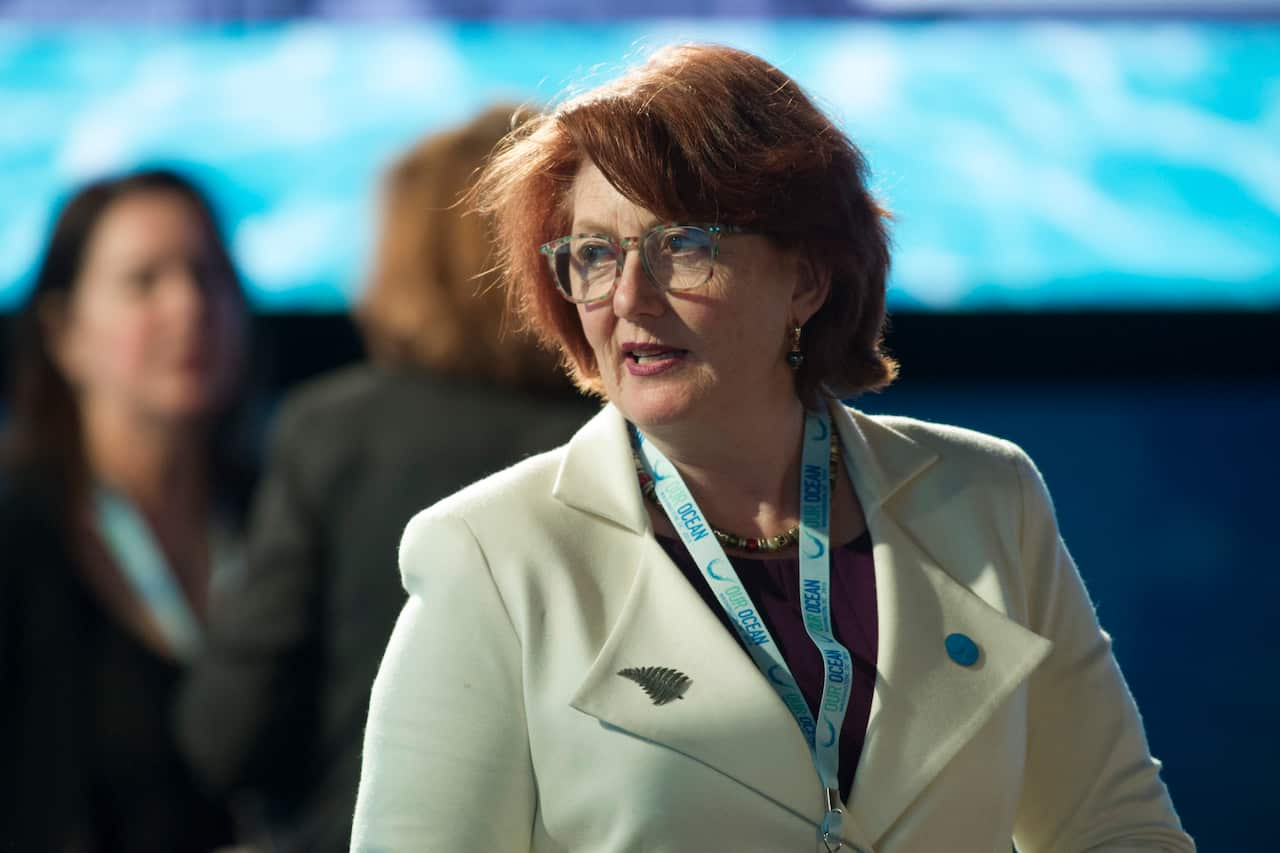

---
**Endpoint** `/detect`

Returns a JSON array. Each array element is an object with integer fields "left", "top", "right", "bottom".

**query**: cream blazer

[{"left": 352, "top": 402, "right": 1193, "bottom": 853}]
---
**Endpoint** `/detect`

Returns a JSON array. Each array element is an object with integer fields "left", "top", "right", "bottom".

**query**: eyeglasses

[{"left": 539, "top": 223, "right": 752, "bottom": 305}]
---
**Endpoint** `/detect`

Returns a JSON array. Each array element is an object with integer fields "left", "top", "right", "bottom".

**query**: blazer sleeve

[
  {"left": 174, "top": 407, "right": 323, "bottom": 794},
  {"left": 350, "top": 510, "right": 534, "bottom": 853},
  {"left": 1009, "top": 448, "right": 1195, "bottom": 852}
]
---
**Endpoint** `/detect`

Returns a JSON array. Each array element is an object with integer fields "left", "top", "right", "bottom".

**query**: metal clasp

[{"left": 822, "top": 788, "right": 844, "bottom": 851}]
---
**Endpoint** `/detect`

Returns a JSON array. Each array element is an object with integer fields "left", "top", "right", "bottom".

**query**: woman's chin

[
  {"left": 613, "top": 382, "right": 702, "bottom": 431},
  {"left": 138, "top": 384, "right": 229, "bottom": 427}
]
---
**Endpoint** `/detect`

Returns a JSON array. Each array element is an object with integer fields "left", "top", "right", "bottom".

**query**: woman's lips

[{"left": 622, "top": 345, "right": 688, "bottom": 377}]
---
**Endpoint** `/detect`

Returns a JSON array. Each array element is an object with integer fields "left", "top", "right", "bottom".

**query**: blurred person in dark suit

[
  {"left": 0, "top": 169, "right": 254, "bottom": 852},
  {"left": 175, "top": 104, "right": 597, "bottom": 853}
]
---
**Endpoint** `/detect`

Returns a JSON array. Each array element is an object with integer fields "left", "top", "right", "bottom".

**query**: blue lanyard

[
  {"left": 94, "top": 485, "right": 204, "bottom": 661},
  {"left": 632, "top": 409, "right": 853, "bottom": 849},
  {"left": 93, "top": 486, "right": 242, "bottom": 663}
]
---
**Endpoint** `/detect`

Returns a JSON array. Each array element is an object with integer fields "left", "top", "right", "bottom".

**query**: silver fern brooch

[{"left": 617, "top": 666, "right": 692, "bottom": 705}]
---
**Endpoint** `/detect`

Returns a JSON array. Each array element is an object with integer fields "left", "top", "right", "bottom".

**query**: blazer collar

[
  {"left": 552, "top": 404, "right": 649, "bottom": 534},
  {"left": 556, "top": 402, "right": 1051, "bottom": 849},
  {"left": 830, "top": 400, "right": 937, "bottom": 512},
  {"left": 551, "top": 400, "right": 937, "bottom": 526}
]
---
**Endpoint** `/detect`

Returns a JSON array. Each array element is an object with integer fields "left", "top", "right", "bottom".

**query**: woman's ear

[{"left": 790, "top": 250, "right": 831, "bottom": 326}]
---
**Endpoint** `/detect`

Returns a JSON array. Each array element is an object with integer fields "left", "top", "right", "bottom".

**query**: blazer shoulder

[
  {"left": 0, "top": 466, "right": 62, "bottom": 540},
  {"left": 424, "top": 444, "right": 566, "bottom": 522},
  {"left": 398, "top": 446, "right": 568, "bottom": 582},
  {"left": 857, "top": 409, "right": 1028, "bottom": 469},
  {"left": 270, "top": 364, "right": 393, "bottom": 436}
]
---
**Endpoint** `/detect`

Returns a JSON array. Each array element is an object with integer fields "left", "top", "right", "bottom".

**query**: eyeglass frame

[{"left": 538, "top": 223, "right": 754, "bottom": 305}]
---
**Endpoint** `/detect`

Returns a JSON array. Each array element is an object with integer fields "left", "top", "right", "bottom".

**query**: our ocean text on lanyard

[{"left": 632, "top": 408, "right": 854, "bottom": 852}]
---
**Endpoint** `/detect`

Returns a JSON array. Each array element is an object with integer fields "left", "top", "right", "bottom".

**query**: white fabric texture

[{"left": 351, "top": 402, "right": 1193, "bottom": 853}]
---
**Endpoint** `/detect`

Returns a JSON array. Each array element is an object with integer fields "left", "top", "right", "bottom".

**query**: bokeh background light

[{"left": 2, "top": 20, "right": 1277, "bottom": 310}]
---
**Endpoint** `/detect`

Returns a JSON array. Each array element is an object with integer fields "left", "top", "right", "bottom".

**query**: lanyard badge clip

[{"left": 822, "top": 787, "right": 845, "bottom": 852}]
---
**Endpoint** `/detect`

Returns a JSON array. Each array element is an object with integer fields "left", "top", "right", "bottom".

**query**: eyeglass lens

[{"left": 550, "top": 226, "right": 716, "bottom": 302}]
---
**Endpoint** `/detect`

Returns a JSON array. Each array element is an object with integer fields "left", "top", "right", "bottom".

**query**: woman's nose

[
  {"left": 161, "top": 265, "right": 214, "bottom": 324},
  {"left": 611, "top": 250, "right": 665, "bottom": 319}
]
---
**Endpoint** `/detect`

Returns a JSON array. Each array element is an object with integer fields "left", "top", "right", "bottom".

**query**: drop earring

[{"left": 786, "top": 324, "right": 804, "bottom": 370}]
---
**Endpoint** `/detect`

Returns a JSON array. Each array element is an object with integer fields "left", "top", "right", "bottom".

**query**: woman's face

[
  {"left": 571, "top": 161, "right": 825, "bottom": 431},
  {"left": 51, "top": 190, "right": 245, "bottom": 428}
]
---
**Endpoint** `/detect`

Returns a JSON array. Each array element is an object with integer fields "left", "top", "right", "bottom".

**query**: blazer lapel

[
  {"left": 569, "top": 536, "right": 830, "bottom": 823},
  {"left": 552, "top": 404, "right": 649, "bottom": 537},
  {"left": 554, "top": 404, "right": 1050, "bottom": 849},
  {"left": 557, "top": 406, "right": 874, "bottom": 846},
  {"left": 832, "top": 405, "right": 1053, "bottom": 844}
]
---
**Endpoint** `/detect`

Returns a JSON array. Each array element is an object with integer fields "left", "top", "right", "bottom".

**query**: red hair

[
  {"left": 473, "top": 43, "right": 898, "bottom": 403},
  {"left": 358, "top": 104, "right": 569, "bottom": 392}
]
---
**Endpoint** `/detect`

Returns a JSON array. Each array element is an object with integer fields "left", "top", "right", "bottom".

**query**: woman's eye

[
  {"left": 576, "top": 243, "right": 612, "bottom": 266},
  {"left": 659, "top": 230, "right": 704, "bottom": 255},
  {"left": 191, "top": 259, "right": 227, "bottom": 293},
  {"left": 126, "top": 267, "right": 159, "bottom": 293}
]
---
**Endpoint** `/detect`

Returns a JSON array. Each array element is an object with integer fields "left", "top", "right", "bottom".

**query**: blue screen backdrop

[{"left": 1, "top": 20, "right": 1277, "bottom": 311}]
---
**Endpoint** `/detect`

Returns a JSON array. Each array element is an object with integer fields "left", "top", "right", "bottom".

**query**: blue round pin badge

[{"left": 945, "top": 633, "right": 980, "bottom": 667}]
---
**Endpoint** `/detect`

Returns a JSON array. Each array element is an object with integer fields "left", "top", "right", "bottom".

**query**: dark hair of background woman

[{"left": 1, "top": 168, "right": 256, "bottom": 516}]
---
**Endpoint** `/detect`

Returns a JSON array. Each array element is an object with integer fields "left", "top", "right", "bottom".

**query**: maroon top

[{"left": 657, "top": 531, "right": 879, "bottom": 800}]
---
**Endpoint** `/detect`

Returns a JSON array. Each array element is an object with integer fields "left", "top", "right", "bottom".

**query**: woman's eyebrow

[
  {"left": 570, "top": 219, "right": 663, "bottom": 236},
  {"left": 568, "top": 221, "right": 613, "bottom": 235}
]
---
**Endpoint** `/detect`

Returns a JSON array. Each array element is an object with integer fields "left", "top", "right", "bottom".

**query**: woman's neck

[
  {"left": 639, "top": 397, "right": 810, "bottom": 539},
  {"left": 81, "top": 402, "right": 211, "bottom": 520},
  {"left": 75, "top": 402, "right": 218, "bottom": 649}
]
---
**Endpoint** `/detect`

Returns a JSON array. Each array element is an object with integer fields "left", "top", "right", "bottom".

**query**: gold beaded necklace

[{"left": 632, "top": 435, "right": 841, "bottom": 554}]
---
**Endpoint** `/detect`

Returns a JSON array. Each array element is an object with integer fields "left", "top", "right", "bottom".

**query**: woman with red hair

[{"left": 352, "top": 44, "right": 1191, "bottom": 853}]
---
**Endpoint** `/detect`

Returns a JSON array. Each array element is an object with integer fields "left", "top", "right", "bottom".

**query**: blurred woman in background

[
  {"left": 0, "top": 169, "right": 253, "bottom": 852},
  {"left": 176, "top": 104, "right": 596, "bottom": 853}
]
